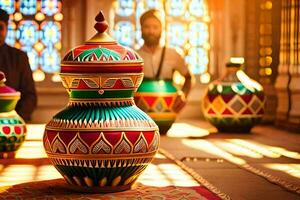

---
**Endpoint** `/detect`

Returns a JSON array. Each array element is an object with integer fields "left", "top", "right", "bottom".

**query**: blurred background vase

[
  {"left": 202, "top": 62, "right": 265, "bottom": 133},
  {"left": 135, "top": 79, "right": 178, "bottom": 135},
  {"left": 0, "top": 71, "right": 26, "bottom": 158},
  {"left": 43, "top": 12, "right": 159, "bottom": 193}
]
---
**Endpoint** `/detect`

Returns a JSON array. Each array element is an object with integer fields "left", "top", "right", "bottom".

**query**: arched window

[
  {"left": 0, "top": 0, "right": 63, "bottom": 82},
  {"left": 111, "top": 0, "right": 210, "bottom": 83}
]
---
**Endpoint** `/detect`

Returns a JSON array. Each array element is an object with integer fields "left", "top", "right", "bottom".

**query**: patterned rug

[
  {"left": 0, "top": 179, "right": 220, "bottom": 200},
  {"left": 0, "top": 125, "right": 230, "bottom": 199}
]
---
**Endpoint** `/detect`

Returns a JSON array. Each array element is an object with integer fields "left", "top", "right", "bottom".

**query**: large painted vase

[
  {"left": 43, "top": 12, "right": 159, "bottom": 193},
  {"left": 0, "top": 71, "right": 26, "bottom": 158},
  {"left": 202, "top": 63, "right": 265, "bottom": 133},
  {"left": 135, "top": 79, "right": 178, "bottom": 134}
]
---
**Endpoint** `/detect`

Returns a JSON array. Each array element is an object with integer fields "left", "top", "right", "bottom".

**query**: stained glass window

[
  {"left": 16, "top": 20, "right": 39, "bottom": 46},
  {"left": 166, "top": 0, "right": 186, "bottom": 16},
  {"left": 167, "top": 23, "right": 186, "bottom": 47},
  {"left": 112, "top": 0, "right": 210, "bottom": 83},
  {"left": 6, "top": 21, "right": 16, "bottom": 46},
  {"left": 115, "top": 0, "right": 134, "bottom": 17},
  {"left": 0, "top": 0, "right": 62, "bottom": 82},
  {"left": 0, "top": 0, "right": 14, "bottom": 14},
  {"left": 114, "top": 21, "right": 135, "bottom": 47},
  {"left": 20, "top": 0, "right": 37, "bottom": 15},
  {"left": 41, "top": 0, "right": 59, "bottom": 16}
]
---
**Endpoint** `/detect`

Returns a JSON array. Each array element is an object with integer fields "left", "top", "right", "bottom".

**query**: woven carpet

[
  {"left": 0, "top": 178, "right": 220, "bottom": 199},
  {"left": 0, "top": 153, "right": 222, "bottom": 200},
  {"left": 0, "top": 124, "right": 228, "bottom": 200}
]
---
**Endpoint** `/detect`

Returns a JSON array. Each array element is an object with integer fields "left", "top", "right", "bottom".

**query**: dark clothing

[{"left": 0, "top": 44, "right": 37, "bottom": 121}]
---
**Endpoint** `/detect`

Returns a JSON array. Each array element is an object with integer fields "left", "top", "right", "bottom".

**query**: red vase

[{"left": 43, "top": 11, "right": 159, "bottom": 193}]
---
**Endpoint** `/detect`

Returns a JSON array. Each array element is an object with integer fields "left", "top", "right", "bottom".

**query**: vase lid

[
  {"left": 0, "top": 71, "right": 20, "bottom": 98},
  {"left": 61, "top": 11, "right": 143, "bottom": 74}
]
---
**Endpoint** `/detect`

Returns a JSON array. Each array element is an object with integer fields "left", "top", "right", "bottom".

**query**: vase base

[
  {"left": 158, "top": 125, "right": 172, "bottom": 135},
  {"left": 217, "top": 126, "right": 252, "bottom": 133}
]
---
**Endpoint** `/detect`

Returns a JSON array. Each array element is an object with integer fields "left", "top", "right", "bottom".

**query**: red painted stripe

[
  {"left": 61, "top": 65, "right": 143, "bottom": 73},
  {"left": 192, "top": 186, "right": 222, "bottom": 200}
]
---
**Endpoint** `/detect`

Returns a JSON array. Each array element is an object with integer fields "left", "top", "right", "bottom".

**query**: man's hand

[{"left": 172, "top": 91, "right": 186, "bottom": 113}]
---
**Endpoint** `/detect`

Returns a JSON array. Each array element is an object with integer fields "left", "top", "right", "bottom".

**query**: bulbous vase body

[
  {"left": 0, "top": 111, "right": 26, "bottom": 158},
  {"left": 135, "top": 79, "right": 178, "bottom": 134},
  {"left": 0, "top": 72, "right": 26, "bottom": 158},
  {"left": 202, "top": 64, "right": 265, "bottom": 133},
  {"left": 43, "top": 12, "right": 159, "bottom": 193}
]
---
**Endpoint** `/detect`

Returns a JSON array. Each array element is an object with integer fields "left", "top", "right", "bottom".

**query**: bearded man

[{"left": 136, "top": 9, "right": 192, "bottom": 113}]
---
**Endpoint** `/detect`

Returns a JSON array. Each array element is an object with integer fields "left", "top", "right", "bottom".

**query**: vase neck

[
  {"left": 60, "top": 73, "right": 143, "bottom": 106},
  {"left": 68, "top": 97, "right": 135, "bottom": 107}
]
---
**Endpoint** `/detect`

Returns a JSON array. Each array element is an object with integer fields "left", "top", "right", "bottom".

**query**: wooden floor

[{"left": 163, "top": 119, "right": 300, "bottom": 200}]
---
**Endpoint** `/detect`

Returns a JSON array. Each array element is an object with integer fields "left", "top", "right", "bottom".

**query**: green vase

[
  {"left": 0, "top": 72, "right": 26, "bottom": 158},
  {"left": 202, "top": 63, "right": 265, "bottom": 133},
  {"left": 135, "top": 79, "right": 178, "bottom": 134}
]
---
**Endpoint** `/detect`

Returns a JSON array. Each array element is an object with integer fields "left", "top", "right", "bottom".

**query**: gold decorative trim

[
  {"left": 159, "top": 148, "right": 232, "bottom": 200},
  {"left": 46, "top": 151, "right": 157, "bottom": 160},
  {"left": 0, "top": 95, "right": 20, "bottom": 99},
  {"left": 60, "top": 73, "right": 143, "bottom": 90},
  {"left": 49, "top": 157, "right": 153, "bottom": 169},
  {"left": 68, "top": 99, "right": 135, "bottom": 107},
  {"left": 46, "top": 119, "right": 158, "bottom": 130},
  {"left": 69, "top": 97, "right": 134, "bottom": 101}
]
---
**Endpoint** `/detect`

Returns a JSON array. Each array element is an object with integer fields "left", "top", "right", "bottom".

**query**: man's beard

[{"left": 142, "top": 33, "right": 161, "bottom": 46}]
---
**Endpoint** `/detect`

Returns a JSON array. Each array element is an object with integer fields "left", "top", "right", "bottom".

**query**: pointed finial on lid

[{"left": 94, "top": 11, "right": 108, "bottom": 33}]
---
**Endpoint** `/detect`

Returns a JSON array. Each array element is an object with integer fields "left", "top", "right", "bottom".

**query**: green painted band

[
  {"left": 137, "top": 79, "right": 177, "bottom": 93},
  {"left": 70, "top": 90, "right": 134, "bottom": 98},
  {"left": 0, "top": 99, "right": 17, "bottom": 112}
]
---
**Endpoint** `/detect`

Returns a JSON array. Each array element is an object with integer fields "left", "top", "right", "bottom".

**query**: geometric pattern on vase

[
  {"left": 135, "top": 80, "right": 178, "bottom": 134},
  {"left": 0, "top": 72, "right": 27, "bottom": 158},
  {"left": 202, "top": 64, "right": 265, "bottom": 133},
  {"left": 61, "top": 75, "right": 142, "bottom": 90},
  {"left": 43, "top": 130, "right": 159, "bottom": 192},
  {"left": 43, "top": 11, "right": 159, "bottom": 193},
  {"left": 44, "top": 131, "right": 159, "bottom": 155},
  {"left": 204, "top": 93, "right": 265, "bottom": 117},
  {"left": 230, "top": 97, "right": 245, "bottom": 113},
  {"left": 211, "top": 96, "right": 226, "bottom": 114},
  {"left": 0, "top": 113, "right": 26, "bottom": 154},
  {"left": 63, "top": 45, "right": 140, "bottom": 62}
]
